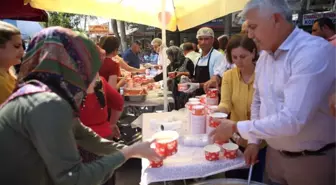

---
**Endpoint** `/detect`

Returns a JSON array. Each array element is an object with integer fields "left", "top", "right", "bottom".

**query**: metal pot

[{"left": 190, "top": 178, "right": 267, "bottom": 185}]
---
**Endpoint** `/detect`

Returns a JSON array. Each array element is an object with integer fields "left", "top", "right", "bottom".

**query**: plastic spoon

[{"left": 247, "top": 164, "right": 254, "bottom": 185}]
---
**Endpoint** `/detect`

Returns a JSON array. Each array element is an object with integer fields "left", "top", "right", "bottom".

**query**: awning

[
  {"left": 1, "top": 0, "right": 48, "bottom": 22},
  {"left": 25, "top": 0, "right": 247, "bottom": 31}
]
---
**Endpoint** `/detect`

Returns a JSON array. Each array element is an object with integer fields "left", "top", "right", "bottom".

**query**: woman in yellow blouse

[
  {"left": 218, "top": 34, "right": 265, "bottom": 182},
  {"left": 0, "top": 21, "right": 24, "bottom": 104}
]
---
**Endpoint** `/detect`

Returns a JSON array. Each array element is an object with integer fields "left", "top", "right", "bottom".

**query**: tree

[
  {"left": 83, "top": 15, "right": 97, "bottom": 31},
  {"left": 42, "top": 12, "right": 83, "bottom": 32},
  {"left": 111, "top": 19, "right": 120, "bottom": 39},
  {"left": 118, "top": 20, "right": 127, "bottom": 52},
  {"left": 111, "top": 19, "right": 128, "bottom": 53}
]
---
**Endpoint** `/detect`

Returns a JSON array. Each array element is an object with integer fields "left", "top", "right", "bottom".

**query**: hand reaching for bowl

[
  {"left": 182, "top": 83, "right": 200, "bottom": 93},
  {"left": 209, "top": 118, "right": 237, "bottom": 144},
  {"left": 120, "top": 140, "right": 164, "bottom": 162},
  {"left": 137, "top": 68, "right": 146, "bottom": 74}
]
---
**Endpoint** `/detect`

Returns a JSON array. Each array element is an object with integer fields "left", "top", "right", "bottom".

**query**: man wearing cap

[
  {"left": 183, "top": 27, "right": 227, "bottom": 95},
  {"left": 202, "top": 21, "right": 250, "bottom": 93}
]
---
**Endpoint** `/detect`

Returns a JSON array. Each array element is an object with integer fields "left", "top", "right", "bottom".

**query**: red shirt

[
  {"left": 99, "top": 57, "right": 121, "bottom": 82},
  {"left": 79, "top": 77, "right": 124, "bottom": 138}
]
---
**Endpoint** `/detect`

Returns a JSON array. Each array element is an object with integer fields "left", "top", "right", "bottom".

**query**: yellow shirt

[
  {"left": 0, "top": 68, "right": 16, "bottom": 104},
  {"left": 218, "top": 49, "right": 225, "bottom": 55},
  {"left": 219, "top": 68, "right": 266, "bottom": 148},
  {"left": 219, "top": 67, "right": 254, "bottom": 122}
]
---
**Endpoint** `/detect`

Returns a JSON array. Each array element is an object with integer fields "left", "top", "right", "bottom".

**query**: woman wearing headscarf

[
  {"left": 0, "top": 21, "right": 25, "bottom": 104},
  {"left": 143, "top": 46, "right": 194, "bottom": 110},
  {"left": 0, "top": 27, "right": 161, "bottom": 185}
]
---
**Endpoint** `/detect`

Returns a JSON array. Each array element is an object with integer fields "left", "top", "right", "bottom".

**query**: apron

[{"left": 194, "top": 48, "right": 213, "bottom": 96}]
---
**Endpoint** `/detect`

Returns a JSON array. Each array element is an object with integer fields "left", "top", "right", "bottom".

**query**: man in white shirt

[
  {"left": 183, "top": 27, "right": 227, "bottom": 95},
  {"left": 202, "top": 21, "right": 249, "bottom": 93},
  {"left": 151, "top": 38, "right": 170, "bottom": 66},
  {"left": 182, "top": 42, "right": 200, "bottom": 65},
  {"left": 210, "top": 0, "right": 336, "bottom": 185}
]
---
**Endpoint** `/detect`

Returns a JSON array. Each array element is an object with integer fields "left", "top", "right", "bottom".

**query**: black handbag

[{"left": 114, "top": 120, "right": 142, "bottom": 146}]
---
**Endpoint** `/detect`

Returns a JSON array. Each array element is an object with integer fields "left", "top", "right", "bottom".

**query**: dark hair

[
  {"left": 213, "top": 38, "right": 219, "bottom": 50},
  {"left": 133, "top": 40, "right": 141, "bottom": 46},
  {"left": 314, "top": 17, "right": 335, "bottom": 32},
  {"left": 93, "top": 78, "right": 106, "bottom": 108},
  {"left": 191, "top": 39, "right": 199, "bottom": 52},
  {"left": 99, "top": 35, "right": 120, "bottom": 55},
  {"left": 226, "top": 34, "right": 258, "bottom": 64},
  {"left": 81, "top": 78, "right": 106, "bottom": 109},
  {"left": 218, "top": 35, "right": 229, "bottom": 51},
  {"left": 182, "top": 42, "right": 193, "bottom": 51}
]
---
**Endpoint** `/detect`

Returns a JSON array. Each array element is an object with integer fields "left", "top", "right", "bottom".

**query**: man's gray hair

[
  {"left": 240, "top": 0, "right": 292, "bottom": 22},
  {"left": 151, "top": 38, "right": 162, "bottom": 46}
]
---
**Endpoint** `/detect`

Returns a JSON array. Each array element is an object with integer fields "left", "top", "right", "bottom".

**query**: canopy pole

[{"left": 161, "top": 0, "right": 168, "bottom": 112}]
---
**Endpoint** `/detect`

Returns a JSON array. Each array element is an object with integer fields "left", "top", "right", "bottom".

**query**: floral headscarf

[{"left": 17, "top": 27, "right": 102, "bottom": 112}]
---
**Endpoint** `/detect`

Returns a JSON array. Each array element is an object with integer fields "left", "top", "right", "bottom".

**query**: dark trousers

[{"left": 225, "top": 146, "right": 267, "bottom": 182}]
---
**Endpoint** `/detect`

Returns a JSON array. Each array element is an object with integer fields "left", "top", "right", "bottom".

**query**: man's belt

[{"left": 279, "top": 143, "right": 335, "bottom": 157}]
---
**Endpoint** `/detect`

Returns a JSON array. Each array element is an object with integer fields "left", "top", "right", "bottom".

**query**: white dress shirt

[
  {"left": 197, "top": 48, "right": 227, "bottom": 77},
  {"left": 185, "top": 51, "right": 201, "bottom": 65},
  {"left": 237, "top": 27, "right": 336, "bottom": 152}
]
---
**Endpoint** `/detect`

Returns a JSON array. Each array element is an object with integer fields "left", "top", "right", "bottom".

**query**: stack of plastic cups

[
  {"left": 190, "top": 105, "right": 206, "bottom": 134},
  {"left": 206, "top": 105, "right": 218, "bottom": 134},
  {"left": 185, "top": 100, "right": 201, "bottom": 134}
]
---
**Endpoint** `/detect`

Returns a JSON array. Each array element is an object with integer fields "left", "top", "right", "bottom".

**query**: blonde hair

[
  {"left": 9, "top": 66, "right": 17, "bottom": 79},
  {"left": 0, "top": 21, "right": 21, "bottom": 46},
  {"left": 0, "top": 21, "right": 20, "bottom": 79},
  {"left": 151, "top": 38, "right": 162, "bottom": 46}
]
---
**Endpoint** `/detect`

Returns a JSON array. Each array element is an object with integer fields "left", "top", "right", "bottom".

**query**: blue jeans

[{"left": 225, "top": 146, "right": 267, "bottom": 182}]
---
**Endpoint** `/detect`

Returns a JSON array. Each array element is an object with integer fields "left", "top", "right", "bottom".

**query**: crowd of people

[{"left": 0, "top": 0, "right": 335, "bottom": 184}]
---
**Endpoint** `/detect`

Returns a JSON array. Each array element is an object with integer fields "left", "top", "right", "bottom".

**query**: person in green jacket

[{"left": 0, "top": 27, "right": 162, "bottom": 185}]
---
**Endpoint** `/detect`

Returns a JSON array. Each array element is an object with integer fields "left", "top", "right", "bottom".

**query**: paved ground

[{"left": 115, "top": 158, "right": 143, "bottom": 185}]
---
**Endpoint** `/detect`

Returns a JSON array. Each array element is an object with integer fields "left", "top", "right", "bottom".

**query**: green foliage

[{"left": 42, "top": 12, "right": 84, "bottom": 30}]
